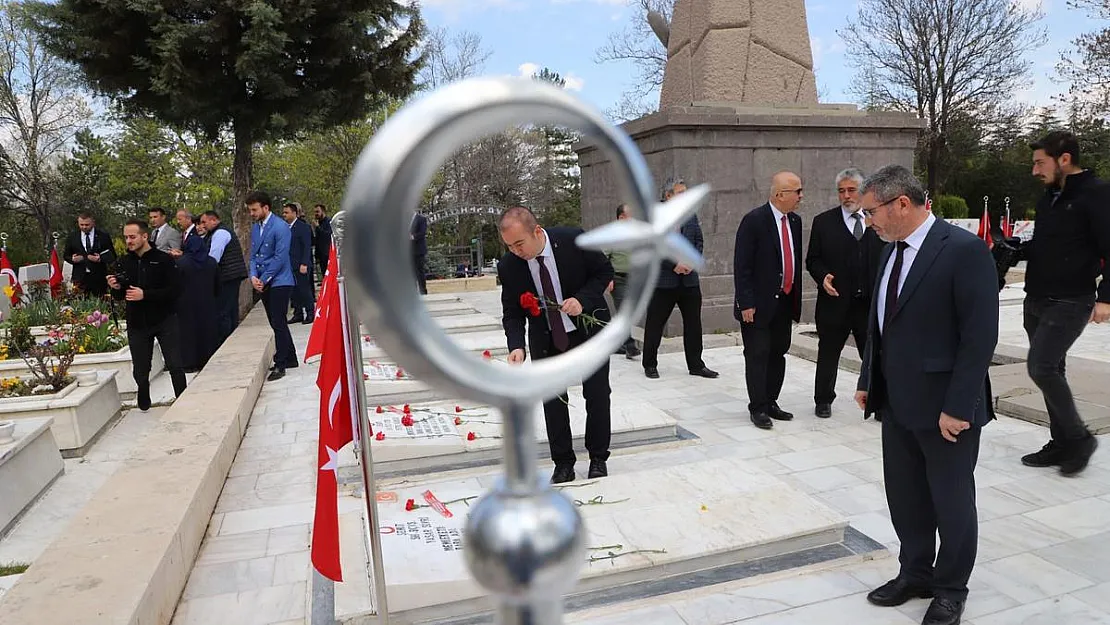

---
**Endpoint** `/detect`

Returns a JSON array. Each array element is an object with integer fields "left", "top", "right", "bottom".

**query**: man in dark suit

[
  {"left": 313, "top": 204, "right": 332, "bottom": 279},
  {"left": 282, "top": 202, "right": 315, "bottom": 323},
  {"left": 854, "top": 165, "right": 998, "bottom": 625},
  {"left": 643, "top": 179, "right": 718, "bottom": 379},
  {"left": 411, "top": 211, "right": 428, "bottom": 295},
  {"left": 733, "top": 171, "right": 804, "bottom": 429},
  {"left": 497, "top": 206, "right": 614, "bottom": 484},
  {"left": 63, "top": 213, "right": 116, "bottom": 297},
  {"left": 805, "top": 168, "right": 885, "bottom": 418}
]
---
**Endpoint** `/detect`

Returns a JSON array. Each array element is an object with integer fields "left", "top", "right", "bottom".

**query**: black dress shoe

[
  {"left": 267, "top": 368, "right": 286, "bottom": 381},
  {"left": 689, "top": 367, "right": 719, "bottom": 379},
  {"left": 644, "top": 367, "right": 659, "bottom": 379},
  {"left": 1060, "top": 434, "right": 1098, "bottom": 477},
  {"left": 866, "top": 578, "right": 933, "bottom": 607},
  {"left": 588, "top": 459, "right": 608, "bottom": 478},
  {"left": 815, "top": 403, "right": 832, "bottom": 419},
  {"left": 750, "top": 411, "right": 773, "bottom": 430},
  {"left": 922, "top": 597, "right": 964, "bottom": 625},
  {"left": 288, "top": 316, "right": 304, "bottom": 324},
  {"left": 625, "top": 345, "right": 640, "bottom": 359},
  {"left": 769, "top": 402, "right": 794, "bottom": 421},
  {"left": 302, "top": 319, "right": 313, "bottom": 325},
  {"left": 551, "top": 465, "right": 575, "bottom": 484}
]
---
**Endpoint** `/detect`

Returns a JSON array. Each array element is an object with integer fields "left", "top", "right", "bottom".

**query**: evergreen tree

[
  {"left": 530, "top": 68, "right": 581, "bottom": 227},
  {"left": 26, "top": 0, "right": 424, "bottom": 245}
]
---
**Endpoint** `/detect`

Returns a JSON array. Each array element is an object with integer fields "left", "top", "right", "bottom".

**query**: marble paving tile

[
  {"left": 975, "top": 514, "right": 1074, "bottom": 563},
  {"left": 976, "top": 486, "right": 1040, "bottom": 521},
  {"left": 847, "top": 511, "right": 898, "bottom": 547},
  {"left": 770, "top": 445, "right": 871, "bottom": 472},
  {"left": 171, "top": 583, "right": 307, "bottom": 625},
  {"left": 1035, "top": 530, "right": 1110, "bottom": 583},
  {"left": 974, "top": 552, "right": 1094, "bottom": 604},
  {"left": 1024, "top": 498, "right": 1110, "bottom": 539},
  {"left": 194, "top": 530, "right": 269, "bottom": 566},
  {"left": 1069, "top": 581, "right": 1110, "bottom": 614},
  {"left": 814, "top": 482, "right": 888, "bottom": 516},
  {"left": 969, "top": 594, "right": 1110, "bottom": 625},
  {"left": 669, "top": 570, "right": 867, "bottom": 623},
  {"left": 273, "top": 551, "right": 309, "bottom": 586},
  {"left": 994, "top": 470, "right": 1110, "bottom": 508},
  {"left": 219, "top": 475, "right": 260, "bottom": 498},
  {"left": 215, "top": 482, "right": 316, "bottom": 514},
  {"left": 255, "top": 468, "right": 317, "bottom": 490},
  {"left": 789, "top": 466, "right": 866, "bottom": 493},
  {"left": 181, "top": 556, "right": 277, "bottom": 599},
  {"left": 267, "top": 524, "right": 311, "bottom": 557},
  {"left": 730, "top": 593, "right": 919, "bottom": 624},
  {"left": 567, "top": 604, "right": 689, "bottom": 625},
  {"left": 220, "top": 499, "right": 360, "bottom": 536}
]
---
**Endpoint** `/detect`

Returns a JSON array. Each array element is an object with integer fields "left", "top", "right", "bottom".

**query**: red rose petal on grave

[
  {"left": 403, "top": 404, "right": 411, "bottom": 413},
  {"left": 375, "top": 431, "right": 385, "bottom": 441},
  {"left": 467, "top": 432, "right": 476, "bottom": 441},
  {"left": 401, "top": 415, "right": 414, "bottom": 427},
  {"left": 455, "top": 405, "right": 462, "bottom": 413},
  {"left": 454, "top": 416, "right": 463, "bottom": 425},
  {"left": 482, "top": 350, "right": 492, "bottom": 359},
  {"left": 375, "top": 406, "right": 383, "bottom": 414},
  {"left": 405, "top": 498, "right": 415, "bottom": 511}
]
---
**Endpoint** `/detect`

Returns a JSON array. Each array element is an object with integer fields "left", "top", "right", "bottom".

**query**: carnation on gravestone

[
  {"left": 405, "top": 498, "right": 416, "bottom": 511},
  {"left": 375, "top": 431, "right": 385, "bottom": 441},
  {"left": 401, "top": 415, "right": 414, "bottom": 427},
  {"left": 467, "top": 432, "right": 476, "bottom": 441}
]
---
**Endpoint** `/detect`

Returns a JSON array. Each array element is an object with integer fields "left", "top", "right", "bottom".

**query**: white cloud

[
  {"left": 516, "top": 62, "right": 586, "bottom": 90},
  {"left": 518, "top": 62, "right": 540, "bottom": 77},
  {"left": 563, "top": 73, "right": 585, "bottom": 91}
]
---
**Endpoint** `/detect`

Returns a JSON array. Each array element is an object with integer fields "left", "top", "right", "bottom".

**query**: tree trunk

[{"left": 233, "top": 122, "right": 255, "bottom": 320}]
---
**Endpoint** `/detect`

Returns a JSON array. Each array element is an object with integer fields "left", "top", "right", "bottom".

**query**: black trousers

[
  {"left": 262, "top": 285, "right": 297, "bottom": 367},
  {"left": 814, "top": 297, "right": 870, "bottom": 405},
  {"left": 76, "top": 275, "right": 108, "bottom": 297},
  {"left": 291, "top": 268, "right": 315, "bottom": 319},
  {"left": 739, "top": 295, "right": 793, "bottom": 413},
  {"left": 533, "top": 329, "right": 611, "bottom": 467},
  {"left": 127, "top": 315, "right": 187, "bottom": 408},
  {"left": 642, "top": 285, "right": 704, "bottom": 371},
  {"left": 414, "top": 255, "right": 427, "bottom": 295},
  {"left": 882, "top": 414, "right": 980, "bottom": 601},
  {"left": 609, "top": 273, "right": 637, "bottom": 351},
  {"left": 216, "top": 279, "right": 242, "bottom": 345},
  {"left": 1023, "top": 295, "right": 1097, "bottom": 442}
]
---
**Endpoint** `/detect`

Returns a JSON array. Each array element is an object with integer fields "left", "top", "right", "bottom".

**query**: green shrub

[{"left": 932, "top": 195, "right": 969, "bottom": 219}]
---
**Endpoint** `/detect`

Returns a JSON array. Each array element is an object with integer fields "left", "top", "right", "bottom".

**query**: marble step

[
  {"left": 339, "top": 395, "right": 682, "bottom": 479},
  {"left": 361, "top": 330, "right": 509, "bottom": 361},
  {"left": 426, "top": 301, "right": 480, "bottom": 318},
  {"left": 333, "top": 456, "right": 849, "bottom": 624}
]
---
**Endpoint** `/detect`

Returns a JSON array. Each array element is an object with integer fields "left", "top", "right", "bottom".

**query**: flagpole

[{"left": 332, "top": 211, "right": 391, "bottom": 623}]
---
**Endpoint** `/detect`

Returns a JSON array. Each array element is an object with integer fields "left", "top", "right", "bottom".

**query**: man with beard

[
  {"left": 313, "top": 204, "right": 332, "bottom": 279},
  {"left": 1017, "top": 131, "right": 1110, "bottom": 476},
  {"left": 63, "top": 213, "right": 115, "bottom": 297}
]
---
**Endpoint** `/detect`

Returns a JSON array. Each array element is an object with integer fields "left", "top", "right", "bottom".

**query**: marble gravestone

[{"left": 576, "top": 0, "right": 923, "bottom": 333}]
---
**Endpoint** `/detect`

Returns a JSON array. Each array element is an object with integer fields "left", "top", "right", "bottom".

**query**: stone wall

[{"left": 576, "top": 105, "right": 921, "bottom": 335}]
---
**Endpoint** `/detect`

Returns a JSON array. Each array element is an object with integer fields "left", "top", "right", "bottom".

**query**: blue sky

[{"left": 419, "top": 0, "right": 1092, "bottom": 115}]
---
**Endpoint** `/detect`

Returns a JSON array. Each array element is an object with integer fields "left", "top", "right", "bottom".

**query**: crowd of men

[{"left": 495, "top": 130, "right": 1109, "bottom": 625}]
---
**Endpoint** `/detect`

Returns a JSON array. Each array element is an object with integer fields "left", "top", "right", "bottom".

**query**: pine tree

[
  {"left": 530, "top": 68, "right": 581, "bottom": 227},
  {"left": 25, "top": 0, "right": 424, "bottom": 246}
]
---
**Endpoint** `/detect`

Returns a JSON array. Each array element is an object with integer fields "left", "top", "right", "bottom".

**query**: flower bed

[
  {"left": 0, "top": 371, "right": 120, "bottom": 456},
  {"left": 0, "top": 345, "right": 160, "bottom": 399}
]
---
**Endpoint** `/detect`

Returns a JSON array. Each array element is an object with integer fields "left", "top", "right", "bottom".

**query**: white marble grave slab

[
  {"left": 426, "top": 301, "right": 478, "bottom": 318},
  {"left": 341, "top": 395, "right": 678, "bottom": 475},
  {"left": 334, "top": 457, "right": 848, "bottom": 622},
  {"left": 363, "top": 361, "right": 412, "bottom": 381},
  {"left": 433, "top": 313, "right": 501, "bottom": 335},
  {"left": 0, "top": 417, "right": 64, "bottom": 535},
  {"left": 422, "top": 293, "right": 463, "bottom": 303},
  {"left": 361, "top": 329, "right": 508, "bottom": 361}
]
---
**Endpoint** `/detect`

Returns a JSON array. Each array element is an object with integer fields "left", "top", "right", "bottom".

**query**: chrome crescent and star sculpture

[{"left": 340, "top": 76, "right": 709, "bottom": 623}]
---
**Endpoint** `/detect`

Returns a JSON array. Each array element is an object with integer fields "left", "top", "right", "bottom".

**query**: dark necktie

[
  {"left": 84, "top": 233, "right": 92, "bottom": 252},
  {"left": 536, "top": 255, "right": 569, "bottom": 352},
  {"left": 884, "top": 241, "right": 909, "bottom": 330},
  {"left": 851, "top": 213, "right": 864, "bottom": 240}
]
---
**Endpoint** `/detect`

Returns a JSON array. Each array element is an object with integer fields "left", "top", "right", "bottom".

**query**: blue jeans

[{"left": 1023, "top": 294, "right": 1096, "bottom": 441}]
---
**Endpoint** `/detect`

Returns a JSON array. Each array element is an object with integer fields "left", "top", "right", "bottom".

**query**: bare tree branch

[{"left": 595, "top": 0, "right": 670, "bottom": 119}]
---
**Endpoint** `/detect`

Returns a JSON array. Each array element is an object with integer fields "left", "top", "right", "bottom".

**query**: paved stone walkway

[{"left": 168, "top": 290, "right": 1110, "bottom": 625}]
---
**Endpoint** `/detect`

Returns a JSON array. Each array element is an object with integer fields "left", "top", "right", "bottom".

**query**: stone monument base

[{"left": 577, "top": 103, "right": 921, "bottom": 334}]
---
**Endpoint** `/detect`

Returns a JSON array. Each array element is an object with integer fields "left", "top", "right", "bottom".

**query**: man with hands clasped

[
  {"left": 853, "top": 166, "right": 998, "bottom": 625},
  {"left": 497, "top": 206, "right": 614, "bottom": 485}
]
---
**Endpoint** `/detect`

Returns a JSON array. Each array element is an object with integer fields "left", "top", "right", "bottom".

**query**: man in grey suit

[
  {"left": 148, "top": 207, "right": 181, "bottom": 252},
  {"left": 854, "top": 166, "right": 998, "bottom": 625}
]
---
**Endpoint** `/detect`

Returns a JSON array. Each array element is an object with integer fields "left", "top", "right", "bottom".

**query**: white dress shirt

[
  {"left": 526, "top": 229, "right": 576, "bottom": 333},
  {"left": 182, "top": 224, "right": 195, "bottom": 243},
  {"left": 208, "top": 228, "right": 231, "bottom": 263},
  {"left": 769, "top": 202, "right": 794, "bottom": 283},
  {"left": 877, "top": 212, "right": 936, "bottom": 334},
  {"left": 842, "top": 206, "right": 865, "bottom": 236}
]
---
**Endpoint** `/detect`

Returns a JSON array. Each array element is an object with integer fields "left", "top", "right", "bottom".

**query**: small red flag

[
  {"left": 49, "top": 248, "right": 63, "bottom": 298},
  {"left": 1, "top": 248, "right": 21, "bottom": 305},
  {"left": 305, "top": 245, "right": 338, "bottom": 362},
  {"left": 310, "top": 247, "right": 357, "bottom": 582},
  {"left": 976, "top": 205, "right": 993, "bottom": 248}
]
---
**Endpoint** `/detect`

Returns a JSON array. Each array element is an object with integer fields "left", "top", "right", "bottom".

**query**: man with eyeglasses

[
  {"left": 853, "top": 165, "right": 997, "bottom": 625},
  {"left": 733, "top": 171, "right": 805, "bottom": 430}
]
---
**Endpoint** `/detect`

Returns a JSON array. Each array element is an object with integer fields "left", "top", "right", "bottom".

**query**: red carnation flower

[
  {"left": 375, "top": 406, "right": 383, "bottom": 414},
  {"left": 519, "top": 292, "right": 542, "bottom": 317},
  {"left": 405, "top": 498, "right": 416, "bottom": 511},
  {"left": 396, "top": 368, "right": 405, "bottom": 378},
  {"left": 401, "top": 415, "right": 414, "bottom": 427},
  {"left": 454, "top": 416, "right": 463, "bottom": 425},
  {"left": 455, "top": 405, "right": 463, "bottom": 413},
  {"left": 403, "top": 404, "right": 411, "bottom": 413},
  {"left": 482, "top": 350, "right": 492, "bottom": 359},
  {"left": 467, "top": 432, "right": 476, "bottom": 441},
  {"left": 375, "top": 431, "right": 385, "bottom": 441}
]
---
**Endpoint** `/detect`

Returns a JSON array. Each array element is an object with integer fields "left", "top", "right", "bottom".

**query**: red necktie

[{"left": 781, "top": 215, "right": 793, "bottom": 294}]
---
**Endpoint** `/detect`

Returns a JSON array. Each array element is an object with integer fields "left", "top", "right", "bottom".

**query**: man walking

[
  {"left": 497, "top": 206, "right": 614, "bottom": 484},
  {"left": 108, "top": 220, "right": 188, "bottom": 411},
  {"left": 733, "top": 171, "right": 804, "bottom": 429},
  {"left": 411, "top": 211, "right": 428, "bottom": 294},
  {"left": 313, "top": 204, "right": 333, "bottom": 279},
  {"left": 606, "top": 203, "right": 641, "bottom": 359},
  {"left": 855, "top": 165, "right": 998, "bottom": 625},
  {"left": 283, "top": 202, "right": 315, "bottom": 324},
  {"left": 63, "top": 213, "right": 115, "bottom": 297},
  {"left": 1019, "top": 131, "right": 1110, "bottom": 475},
  {"left": 806, "top": 168, "right": 885, "bottom": 418},
  {"left": 199, "top": 211, "right": 247, "bottom": 344},
  {"left": 247, "top": 191, "right": 298, "bottom": 381},
  {"left": 642, "top": 179, "right": 717, "bottom": 380}
]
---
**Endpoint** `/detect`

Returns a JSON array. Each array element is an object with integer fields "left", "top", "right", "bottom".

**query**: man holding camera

[{"left": 108, "top": 219, "right": 188, "bottom": 412}]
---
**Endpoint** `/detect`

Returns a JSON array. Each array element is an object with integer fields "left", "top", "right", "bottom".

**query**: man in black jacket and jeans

[
  {"left": 1020, "top": 131, "right": 1110, "bottom": 476},
  {"left": 108, "top": 219, "right": 188, "bottom": 412}
]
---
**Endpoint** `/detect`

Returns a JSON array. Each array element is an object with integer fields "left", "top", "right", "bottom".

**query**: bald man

[{"left": 733, "top": 172, "right": 805, "bottom": 429}]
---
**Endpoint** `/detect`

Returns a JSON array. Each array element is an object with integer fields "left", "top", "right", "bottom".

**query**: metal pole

[{"left": 332, "top": 212, "right": 391, "bottom": 623}]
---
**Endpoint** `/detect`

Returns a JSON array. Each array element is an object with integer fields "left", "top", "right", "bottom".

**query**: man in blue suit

[
  {"left": 854, "top": 165, "right": 998, "bottom": 625},
  {"left": 282, "top": 202, "right": 315, "bottom": 324},
  {"left": 247, "top": 190, "right": 298, "bottom": 381}
]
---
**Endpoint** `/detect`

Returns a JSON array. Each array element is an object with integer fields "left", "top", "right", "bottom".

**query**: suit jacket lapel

[{"left": 893, "top": 219, "right": 950, "bottom": 318}]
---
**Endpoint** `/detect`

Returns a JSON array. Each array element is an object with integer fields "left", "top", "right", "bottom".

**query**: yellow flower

[{"left": 2, "top": 285, "right": 12, "bottom": 298}]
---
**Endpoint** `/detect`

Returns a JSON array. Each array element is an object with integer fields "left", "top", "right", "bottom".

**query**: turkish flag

[
  {"left": 1, "top": 249, "right": 21, "bottom": 305},
  {"left": 49, "top": 248, "right": 63, "bottom": 298},
  {"left": 976, "top": 205, "right": 993, "bottom": 248},
  {"left": 310, "top": 244, "right": 357, "bottom": 582},
  {"left": 305, "top": 245, "right": 338, "bottom": 362}
]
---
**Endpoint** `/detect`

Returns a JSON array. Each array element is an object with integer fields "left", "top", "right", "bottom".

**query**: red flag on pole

[
  {"left": 976, "top": 205, "right": 993, "bottom": 248},
  {"left": 310, "top": 244, "right": 356, "bottom": 582},
  {"left": 1, "top": 249, "right": 21, "bottom": 305},
  {"left": 49, "top": 248, "right": 63, "bottom": 298},
  {"left": 305, "top": 245, "right": 338, "bottom": 362}
]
